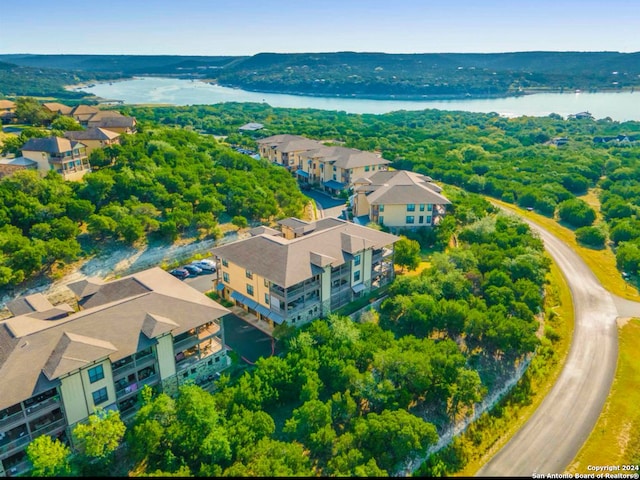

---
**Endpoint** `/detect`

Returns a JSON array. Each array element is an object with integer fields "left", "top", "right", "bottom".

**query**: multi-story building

[
  {"left": 21, "top": 137, "right": 91, "bottom": 181},
  {"left": 211, "top": 217, "right": 398, "bottom": 329},
  {"left": 256, "top": 134, "right": 324, "bottom": 171},
  {"left": 257, "top": 134, "right": 390, "bottom": 195},
  {"left": 351, "top": 170, "right": 451, "bottom": 230},
  {"left": 63, "top": 127, "right": 121, "bottom": 156},
  {"left": 296, "top": 145, "right": 390, "bottom": 195},
  {"left": 0, "top": 267, "right": 229, "bottom": 477}
]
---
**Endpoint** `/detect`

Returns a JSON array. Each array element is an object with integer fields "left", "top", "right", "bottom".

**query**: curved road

[{"left": 478, "top": 214, "right": 640, "bottom": 477}]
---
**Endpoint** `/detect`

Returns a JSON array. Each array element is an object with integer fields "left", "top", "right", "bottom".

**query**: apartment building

[
  {"left": 351, "top": 170, "right": 451, "bottom": 229},
  {"left": 295, "top": 145, "right": 391, "bottom": 195},
  {"left": 21, "top": 137, "right": 91, "bottom": 181},
  {"left": 256, "top": 134, "right": 324, "bottom": 170},
  {"left": 211, "top": 217, "right": 398, "bottom": 329},
  {"left": 0, "top": 267, "right": 229, "bottom": 477}
]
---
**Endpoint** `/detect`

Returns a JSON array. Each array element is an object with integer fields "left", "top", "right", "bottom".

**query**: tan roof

[
  {"left": 256, "top": 134, "right": 324, "bottom": 153},
  {"left": 86, "top": 110, "right": 125, "bottom": 121},
  {"left": 0, "top": 267, "right": 229, "bottom": 411},
  {"left": 0, "top": 100, "right": 15, "bottom": 109},
  {"left": 212, "top": 218, "right": 398, "bottom": 287},
  {"left": 6, "top": 294, "right": 56, "bottom": 316},
  {"left": 87, "top": 116, "right": 136, "bottom": 129},
  {"left": 303, "top": 145, "right": 391, "bottom": 169},
  {"left": 64, "top": 127, "right": 120, "bottom": 142},
  {"left": 357, "top": 170, "right": 451, "bottom": 206},
  {"left": 43, "top": 102, "right": 72, "bottom": 115},
  {"left": 21, "top": 136, "right": 84, "bottom": 154},
  {"left": 71, "top": 105, "right": 100, "bottom": 115}
]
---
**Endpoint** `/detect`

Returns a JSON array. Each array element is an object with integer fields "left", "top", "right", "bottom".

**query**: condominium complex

[
  {"left": 257, "top": 134, "right": 390, "bottom": 195},
  {"left": 211, "top": 217, "right": 399, "bottom": 329},
  {"left": 351, "top": 170, "right": 451, "bottom": 229},
  {"left": 0, "top": 267, "right": 229, "bottom": 477}
]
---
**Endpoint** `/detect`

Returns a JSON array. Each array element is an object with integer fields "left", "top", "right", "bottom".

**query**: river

[{"left": 78, "top": 76, "right": 640, "bottom": 122}]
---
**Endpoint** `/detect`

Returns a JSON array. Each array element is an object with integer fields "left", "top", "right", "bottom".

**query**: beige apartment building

[
  {"left": 0, "top": 267, "right": 229, "bottom": 477},
  {"left": 211, "top": 217, "right": 398, "bottom": 329},
  {"left": 351, "top": 170, "right": 451, "bottom": 229},
  {"left": 21, "top": 137, "right": 91, "bottom": 181},
  {"left": 257, "top": 134, "right": 324, "bottom": 170}
]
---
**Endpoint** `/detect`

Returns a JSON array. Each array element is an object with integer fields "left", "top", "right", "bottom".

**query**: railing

[
  {"left": 0, "top": 411, "right": 24, "bottom": 430},
  {"left": 3, "top": 459, "right": 31, "bottom": 477},
  {"left": 24, "top": 395, "right": 60, "bottom": 417},
  {"left": 0, "top": 434, "right": 30, "bottom": 456},
  {"left": 31, "top": 417, "right": 65, "bottom": 436},
  {"left": 173, "top": 334, "right": 199, "bottom": 352}
]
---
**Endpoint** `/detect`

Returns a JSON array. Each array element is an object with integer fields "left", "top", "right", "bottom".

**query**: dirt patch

[{"left": 0, "top": 231, "right": 247, "bottom": 318}]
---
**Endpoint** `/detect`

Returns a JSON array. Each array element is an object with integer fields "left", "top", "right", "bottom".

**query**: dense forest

[
  {"left": 0, "top": 123, "right": 307, "bottom": 291},
  {"left": 2, "top": 51, "right": 640, "bottom": 100},
  {"left": 127, "top": 102, "right": 640, "bottom": 281},
  {"left": 23, "top": 191, "right": 554, "bottom": 477}
]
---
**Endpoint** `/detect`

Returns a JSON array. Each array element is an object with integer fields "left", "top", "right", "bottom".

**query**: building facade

[
  {"left": 0, "top": 267, "right": 229, "bottom": 477},
  {"left": 21, "top": 137, "right": 91, "bottom": 181},
  {"left": 351, "top": 170, "right": 451, "bottom": 229},
  {"left": 211, "top": 217, "right": 398, "bottom": 329}
]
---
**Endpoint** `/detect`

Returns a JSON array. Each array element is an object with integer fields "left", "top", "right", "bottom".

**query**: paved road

[
  {"left": 304, "top": 189, "right": 346, "bottom": 219},
  {"left": 478, "top": 214, "right": 626, "bottom": 477}
]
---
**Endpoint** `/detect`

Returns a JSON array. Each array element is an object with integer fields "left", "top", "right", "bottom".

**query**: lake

[{"left": 79, "top": 77, "right": 640, "bottom": 122}]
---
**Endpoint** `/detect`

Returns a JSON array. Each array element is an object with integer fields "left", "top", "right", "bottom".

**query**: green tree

[
  {"left": 72, "top": 408, "right": 126, "bottom": 460},
  {"left": 15, "top": 97, "right": 53, "bottom": 125},
  {"left": 26, "top": 435, "right": 71, "bottom": 477},
  {"left": 557, "top": 198, "right": 596, "bottom": 228},
  {"left": 394, "top": 236, "right": 421, "bottom": 272},
  {"left": 50, "top": 115, "right": 83, "bottom": 131},
  {"left": 575, "top": 225, "right": 606, "bottom": 248}
]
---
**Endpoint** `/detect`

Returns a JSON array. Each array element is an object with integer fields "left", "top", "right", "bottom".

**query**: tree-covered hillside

[{"left": 2, "top": 51, "right": 640, "bottom": 100}]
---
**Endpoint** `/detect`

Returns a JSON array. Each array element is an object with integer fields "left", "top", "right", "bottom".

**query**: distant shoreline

[{"left": 68, "top": 75, "right": 637, "bottom": 104}]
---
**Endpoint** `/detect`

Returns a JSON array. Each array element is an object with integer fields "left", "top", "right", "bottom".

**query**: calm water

[{"left": 79, "top": 77, "right": 640, "bottom": 122}]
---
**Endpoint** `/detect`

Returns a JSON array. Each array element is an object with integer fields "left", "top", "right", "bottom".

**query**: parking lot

[{"left": 182, "top": 270, "right": 279, "bottom": 364}]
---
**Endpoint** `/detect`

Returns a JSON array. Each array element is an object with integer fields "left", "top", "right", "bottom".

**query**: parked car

[
  {"left": 191, "top": 260, "right": 216, "bottom": 272},
  {"left": 182, "top": 264, "right": 203, "bottom": 276},
  {"left": 169, "top": 267, "right": 189, "bottom": 280}
]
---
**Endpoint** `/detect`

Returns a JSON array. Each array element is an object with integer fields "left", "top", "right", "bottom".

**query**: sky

[{"left": 2, "top": 0, "right": 640, "bottom": 56}]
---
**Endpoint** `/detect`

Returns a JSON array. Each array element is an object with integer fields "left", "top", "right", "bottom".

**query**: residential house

[
  {"left": 351, "top": 170, "right": 451, "bottom": 229},
  {"left": 63, "top": 127, "right": 121, "bottom": 156},
  {"left": 42, "top": 102, "right": 73, "bottom": 116},
  {"left": 0, "top": 156, "right": 38, "bottom": 179},
  {"left": 0, "top": 267, "right": 230, "bottom": 477},
  {"left": 86, "top": 113, "right": 137, "bottom": 134},
  {"left": 256, "top": 134, "right": 324, "bottom": 170},
  {"left": 0, "top": 100, "right": 15, "bottom": 124},
  {"left": 296, "top": 145, "right": 391, "bottom": 195},
  {"left": 70, "top": 105, "right": 100, "bottom": 125},
  {"left": 211, "top": 217, "right": 398, "bottom": 330},
  {"left": 21, "top": 137, "right": 91, "bottom": 181}
]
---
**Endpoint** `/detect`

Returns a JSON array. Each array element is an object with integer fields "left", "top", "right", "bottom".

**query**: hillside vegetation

[{"left": 2, "top": 51, "right": 640, "bottom": 100}]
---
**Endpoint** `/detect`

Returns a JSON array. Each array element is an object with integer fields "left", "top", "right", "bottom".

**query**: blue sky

[{"left": 2, "top": 0, "right": 639, "bottom": 56}]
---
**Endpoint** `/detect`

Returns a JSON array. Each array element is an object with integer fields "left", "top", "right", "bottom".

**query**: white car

[{"left": 191, "top": 259, "right": 217, "bottom": 272}]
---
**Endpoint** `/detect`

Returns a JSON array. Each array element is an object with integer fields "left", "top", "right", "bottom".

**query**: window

[
  {"left": 264, "top": 278, "right": 269, "bottom": 287},
  {"left": 426, "top": 216, "right": 432, "bottom": 224},
  {"left": 419, "top": 204, "right": 425, "bottom": 211},
  {"left": 365, "top": 165, "right": 370, "bottom": 172},
  {"left": 354, "top": 271, "right": 361, "bottom": 282},
  {"left": 92, "top": 387, "right": 108, "bottom": 406},
  {"left": 88, "top": 364, "right": 104, "bottom": 384},
  {"left": 419, "top": 216, "right": 424, "bottom": 224},
  {"left": 246, "top": 269, "right": 253, "bottom": 279},
  {"left": 379, "top": 216, "right": 384, "bottom": 225},
  {"left": 407, "top": 204, "right": 416, "bottom": 212},
  {"left": 332, "top": 166, "right": 336, "bottom": 172},
  {"left": 354, "top": 254, "right": 361, "bottom": 266},
  {"left": 222, "top": 259, "right": 228, "bottom": 267},
  {"left": 265, "top": 293, "right": 270, "bottom": 305},
  {"left": 223, "top": 272, "right": 230, "bottom": 283},
  {"left": 427, "top": 204, "right": 433, "bottom": 211},
  {"left": 406, "top": 216, "right": 415, "bottom": 224},
  {"left": 246, "top": 284, "right": 254, "bottom": 296}
]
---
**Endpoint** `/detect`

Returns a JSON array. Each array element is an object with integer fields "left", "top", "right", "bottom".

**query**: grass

[
  {"left": 566, "top": 318, "right": 640, "bottom": 473},
  {"left": 489, "top": 197, "right": 640, "bottom": 301},
  {"left": 456, "top": 260, "right": 574, "bottom": 476}
]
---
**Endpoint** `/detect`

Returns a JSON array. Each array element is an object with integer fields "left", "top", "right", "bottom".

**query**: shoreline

[{"left": 67, "top": 75, "right": 639, "bottom": 104}]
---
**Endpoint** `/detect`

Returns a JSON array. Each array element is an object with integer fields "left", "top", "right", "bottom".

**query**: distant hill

[{"left": 1, "top": 51, "right": 639, "bottom": 100}]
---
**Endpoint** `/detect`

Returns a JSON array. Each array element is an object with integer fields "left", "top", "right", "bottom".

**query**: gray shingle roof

[
  {"left": 0, "top": 267, "right": 229, "bottom": 411},
  {"left": 303, "top": 145, "right": 391, "bottom": 169},
  {"left": 64, "top": 127, "right": 120, "bottom": 142},
  {"left": 256, "top": 134, "right": 324, "bottom": 153},
  {"left": 21, "top": 137, "right": 83, "bottom": 154},
  {"left": 357, "top": 170, "right": 451, "bottom": 206},
  {"left": 212, "top": 218, "right": 398, "bottom": 287}
]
